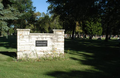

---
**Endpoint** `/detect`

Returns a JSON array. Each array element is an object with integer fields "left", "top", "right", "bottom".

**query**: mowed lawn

[{"left": 0, "top": 36, "right": 120, "bottom": 78}]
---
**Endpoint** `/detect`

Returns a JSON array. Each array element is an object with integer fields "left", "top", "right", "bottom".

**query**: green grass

[
  {"left": 0, "top": 36, "right": 120, "bottom": 78},
  {"left": 0, "top": 36, "right": 17, "bottom": 52}
]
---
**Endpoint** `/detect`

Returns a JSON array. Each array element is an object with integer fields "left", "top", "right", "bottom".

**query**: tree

[
  {"left": 84, "top": 18, "right": 102, "bottom": 39},
  {"left": 99, "top": 0, "right": 120, "bottom": 41},
  {"left": 13, "top": 0, "right": 36, "bottom": 29},
  {"left": 25, "top": 12, "right": 41, "bottom": 33},
  {"left": 36, "top": 13, "right": 62, "bottom": 33},
  {"left": 0, "top": 0, "right": 20, "bottom": 37},
  {"left": 47, "top": 0, "right": 99, "bottom": 39},
  {"left": 75, "top": 22, "right": 83, "bottom": 34},
  {"left": 9, "top": 27, "right": 14, "bottom": 35}
]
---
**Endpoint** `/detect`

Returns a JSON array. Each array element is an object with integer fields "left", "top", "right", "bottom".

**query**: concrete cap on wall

[
  {"left": 17, "top": 29, "right": 30, "bottom": 31},
  {"left": 53, "top": 29, "right": 65, "bottom": 31},
  {"left": 53, "top": 29, "right": 65, "bottom": 34}
]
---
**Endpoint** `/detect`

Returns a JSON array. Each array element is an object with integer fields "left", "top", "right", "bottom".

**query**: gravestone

[{"left": 17, "top": 29, "right": 65, "bottom": 59}]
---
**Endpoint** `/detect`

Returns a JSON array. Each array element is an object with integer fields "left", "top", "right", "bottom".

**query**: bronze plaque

[{"left": 36, "top": 40, "right": 47, "bottom": 47}]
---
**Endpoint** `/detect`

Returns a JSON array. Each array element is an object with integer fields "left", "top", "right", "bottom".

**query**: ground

[{"left": 0, "top": 36, "right": 120, "bottom": 78}]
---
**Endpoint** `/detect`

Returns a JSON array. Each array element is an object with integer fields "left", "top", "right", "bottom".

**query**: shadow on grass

[
  {"left": 0, "top": 36, "right": 17, "bottom": 49},
  {"left": 46, "top": 70, "right": 110, "bottom": 78},
  {"left": 46, "top": 39, "right": 120, "bottom": 78},
  {"left": 0, "top": 51, "right": 17, "bottom": 58},
  {"left": 0, "top": 36, "right": 17, "bottom": 59}
]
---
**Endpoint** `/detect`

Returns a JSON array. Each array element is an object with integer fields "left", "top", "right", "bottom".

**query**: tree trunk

[
  {"left": 105, "top": 34, "right": 108, "bottom": 42},
  {"left": 72, "top": 22, "right": 76, "bottom": 39},
  {"left": 105, "top": 23, "right": 109, "bottom": 42},
  {"left": 89, "top": 35, "right": 93, "bottom": 40}
]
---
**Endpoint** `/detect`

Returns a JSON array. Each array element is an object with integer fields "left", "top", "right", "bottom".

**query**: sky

[{"left": 32, "top": 0, "right": 50, "bottom": 14}]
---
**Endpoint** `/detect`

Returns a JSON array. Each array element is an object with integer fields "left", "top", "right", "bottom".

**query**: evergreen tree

[
  {"left": 0, "top": 0, "right": 20, "bottom": 37},
  {"left": 84, "top": 18, "right": 102, "bottom": 39}
]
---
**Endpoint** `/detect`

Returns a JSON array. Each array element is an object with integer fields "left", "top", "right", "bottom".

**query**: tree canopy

[
  {"left": 0, "top": 0, "right": 21, "bottom": 37},
  {"left": 0, "top": 0, "right": 120, "bottom": 41},
  {"left": 47, "top": 0, "right": 100, "bottom": 38},
  {"left": 47, "top": 0, "right": 120, "bottom": 41},
  {"left": 99, "top": 0, "right": 120, "bottom": 41},
  {"left": 13, "top": 0, "right": 36, "bottom": 29}
]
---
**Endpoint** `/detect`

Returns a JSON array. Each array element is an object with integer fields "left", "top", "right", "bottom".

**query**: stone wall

[{"left": 17, "top": 29, "right": 65, "bottom": 59}]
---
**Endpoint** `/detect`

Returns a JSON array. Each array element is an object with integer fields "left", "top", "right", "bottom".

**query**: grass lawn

[{"left": 0, "top": 36, "right": 120, "bottom": 78}]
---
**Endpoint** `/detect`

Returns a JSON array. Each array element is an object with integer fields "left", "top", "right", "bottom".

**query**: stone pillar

[
  {"left": 53, "top": 29, "right": 65, "bottom": 54},
  {"left": 17, "top": 29, "right": 30, "bottom": 59}
]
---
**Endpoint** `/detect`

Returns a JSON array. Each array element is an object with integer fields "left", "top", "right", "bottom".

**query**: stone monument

[{"left": 17, "top": 29, "right": 65, "bottom": 59}]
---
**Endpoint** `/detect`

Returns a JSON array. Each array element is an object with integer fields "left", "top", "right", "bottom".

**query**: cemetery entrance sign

[
  {"left": 36, "top": 40, "right": 47, "bottom": 47},
  {"left": 17, "top": 29, "right": 65, "bottom": 59}
]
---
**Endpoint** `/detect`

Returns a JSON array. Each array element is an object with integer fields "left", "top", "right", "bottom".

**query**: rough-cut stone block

[{"left": 17, "top": 29, "right": 65, "bottom": 59}]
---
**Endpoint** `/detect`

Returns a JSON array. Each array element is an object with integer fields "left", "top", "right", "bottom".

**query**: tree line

[
  {"left": 0, "top": 0, "right": 120, "bottom": 41},
  {"left": 0, "top": 0, "right": 62, "bottom": 37},
  {"left": 47, "top": 0, "right": 120, "bottom": 41}
]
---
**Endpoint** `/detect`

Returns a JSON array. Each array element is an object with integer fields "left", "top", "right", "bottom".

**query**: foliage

[
  {"left": 98, "top": 0, "right": 120, "bottom": 41},
  {"left": 9, "top": 28, "right": 14, "bottom": 35},
  {"left": 47, "top": 0, "right": 100, "bottom": 38},
  {"left": 76, "top": 22, "right": 83, "bottom": 34},
  {"left": 13, "top": 0, "right": 36, "bottom": 29},
  {"left": 0, "top": 0, "right": 20, "bottom": 37},
  {"left": 28, "top": 12, "right": 63, "bottom": 33},
  {"left": 84, "top": 18, "right": 102, "bottom": 35},
  {"left": 25, "top": 24, "right": 35, "bottom": 33},
  {"left": 47, "top": 0, "right": 120, "bottom": 41}
]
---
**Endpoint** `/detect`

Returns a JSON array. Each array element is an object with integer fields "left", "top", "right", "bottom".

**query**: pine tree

[{"left": 0, "top": 0, "right": 20, "bottom": 37}]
